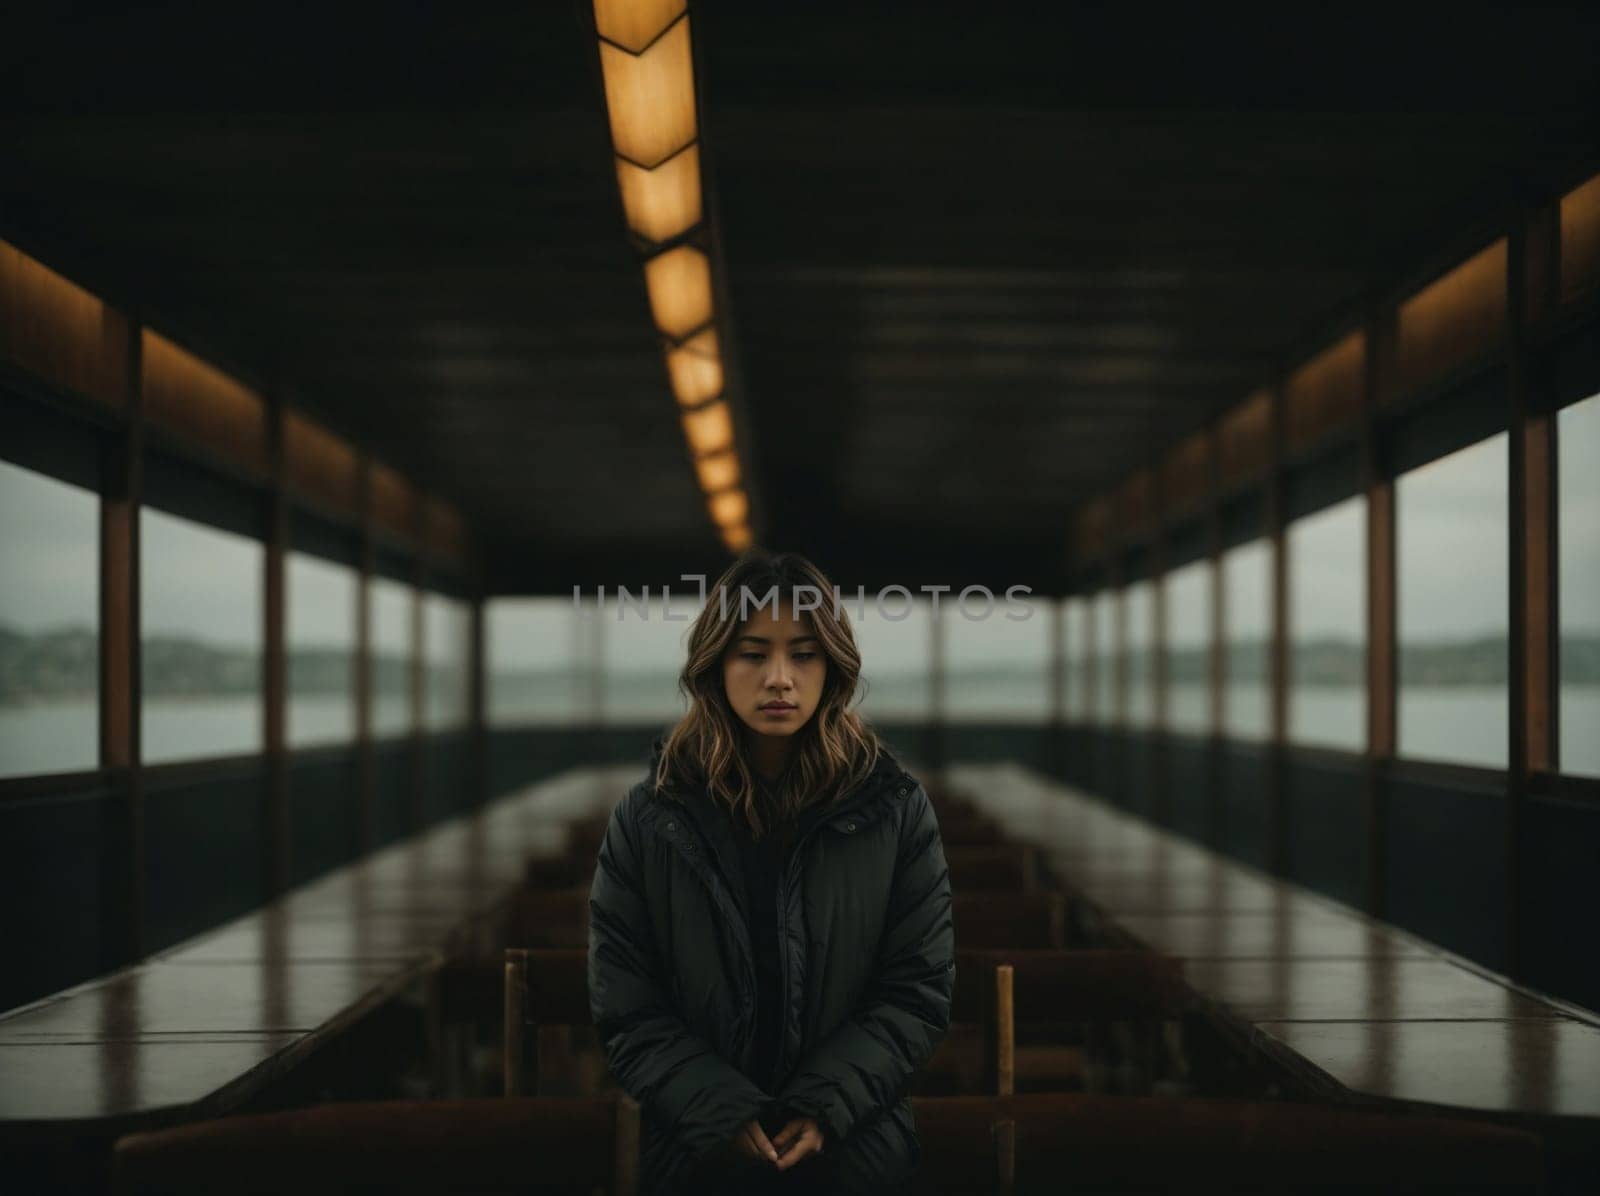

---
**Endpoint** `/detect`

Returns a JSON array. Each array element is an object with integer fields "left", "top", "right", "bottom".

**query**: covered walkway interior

[{"left": 3, "top": 2, "right": 1599, "bottom": 1192}]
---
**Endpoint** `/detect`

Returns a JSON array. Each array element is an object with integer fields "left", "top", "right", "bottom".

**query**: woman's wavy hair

[{"left": 653, "top": 550, "right": 882, "bottom": 835}]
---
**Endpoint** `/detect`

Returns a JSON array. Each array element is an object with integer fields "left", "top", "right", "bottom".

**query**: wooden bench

[
  {"left": 952, "top": 892, "right": 1069, "bottom": 949},
  {"left": 112, "top": 1097, "right": 640, "bottom": 1196},
  {"left": 495, "top": 944, "right": 1187, "bottom": 1100},
  {"left": 104, "top": 958, "right": 1543, "bottom": 1196},
  {"left": 505, "top": 888, "right": 590, "bottom": 948},
  {"left": 942, "top": 763, "right": 1600, "bottom": 1186},
  {"left": 937, "top": 812, "right": 1007, "bottom": 846},
  {"left": 562, "top": 815, "right": 610, "bottom": 862},
  {"left": 943, "top": 954, "right": 1539, "bottom": 1190},
  {"left": 911, "top": 1092, "right": 1544, "bottom": 1194},
  {"left": 946, "top": 844, "right": 1040, "bottom": 892},
  {"left": 0, "top": 766, "right": 627, "bottom": 1185},
  {"left": 923, "top": 950, "right": 1188, "bottom": 1096},
  {"left": 523, "top": 854, "right": 595, "bottom": 891},
  {"left": 501, "top": 948, "right": 611, "bottom": 1099},
  {"left": 18, "top": 761, "right": 1581, "bottom": 1192}
]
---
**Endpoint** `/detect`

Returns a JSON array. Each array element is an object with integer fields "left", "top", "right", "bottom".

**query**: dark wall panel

[
  {"left": 1518, "top": 793, "right": 1600, "bottom": 1013},
  {"left": 1122, "top": 730, "right": 1158, "bottom": 819},
  {"left": 486, "top": 722, "right": 1053, "bottom": 805},
  {"left": 1284, "top": 753, "right": 1366, "bottom": 908},
  {"left": 143, "top": 764, "right": 265, "bottom": 953},
  {"left": 1219, "top": 742, "right": 1270, "bottom": 869},
  {"left": 1384, "top": 768, "right": 1508, "bottom": 971},
  {"left": 942, "top": 725, "right": 1052, "bottom": 772},
  {"left": 486, "top": 725, "right": 663, "bottom": 801},
  {"left": 0, "top": 788, "right": 119, "bottom": 1012},
  {"left": 1061, "top": 726, "right": 1095, "bottom": 790},
  {"left": 872, "top": 722, "right": 938, "bottom": 776},
  {"left": 288, "top": 750, "right": 360, "bottom": 887},
  {"left": 422, "top": 732, "right": 470, "bottom": 828},
  {"left": 587, "top": 726, "right": 667, "bottom": 770},
  {"left": 1090, "top": 728, "right": 1120, "bottom": 803},
  {"left": 1167, "top": 736, "right": 1212, "bottom": 842},
  {"left": 372, "top": 741, "right": 412, "bottom": 848},
  {"left": 488, "top": 727, "right": 571, "bottom": 798},
  {"left": 1040, "top": 725, "right": 1072, "bottom": 786}
]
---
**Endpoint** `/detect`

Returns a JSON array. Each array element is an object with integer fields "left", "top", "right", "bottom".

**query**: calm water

[
  {"left": 4, "top": 686, "right": 1598, "bottom": 778},
  {"left": 1, "top": 694, "right": 404, "bottom": 773}
]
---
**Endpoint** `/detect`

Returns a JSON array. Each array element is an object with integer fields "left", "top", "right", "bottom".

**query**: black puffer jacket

[{"left": 587, "top": 742, "right": 955, "bottom": 1193}]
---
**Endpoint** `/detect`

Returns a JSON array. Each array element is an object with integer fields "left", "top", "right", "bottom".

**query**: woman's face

[{"left": 722, "top": 601, "right": 826, "bottom": 741}]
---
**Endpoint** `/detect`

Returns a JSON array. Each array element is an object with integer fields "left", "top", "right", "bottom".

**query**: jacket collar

[
  {"left": 637, "top": 735, "right": 915, "bottom": 947},
  {"left": 645, "top": 733, "right": 911, "bottom": 832}
]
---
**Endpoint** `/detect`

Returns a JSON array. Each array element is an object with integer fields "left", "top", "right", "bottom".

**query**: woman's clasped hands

[{"left": 736, "top": 1115, "right": 826, "bottom": 1171}]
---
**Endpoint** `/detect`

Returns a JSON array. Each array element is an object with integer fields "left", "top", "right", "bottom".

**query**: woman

[{"left": 587, "top": 551, "right": 955, "bottom": 1194}]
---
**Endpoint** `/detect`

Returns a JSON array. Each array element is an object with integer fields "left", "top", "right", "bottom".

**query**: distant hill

[
  {"left": 2, "top": 623, "right": 1597, "bottom": 704},
  {"left": 1165, "top": 634, "right": 1600, "bottom": 686},
  {"left": 0, "top": 626, "right": 98, "bottom": 703},
  {"left": 0, "top": 624, "right": 407, "bottom": 703}
]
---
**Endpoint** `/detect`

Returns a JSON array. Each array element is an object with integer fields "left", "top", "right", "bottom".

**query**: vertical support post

[
  {"left": 410, "top": 549, "right": 427, "bottom": 834},
  {"left": 1205, "top": 422, "right": 1226, "bottom": 849},
  {"left": 504, "top": 948, "right": 528, "bottom": 1098},
  {"left": 102, "top": 321, "right": 144, "bottom": 963},
  {"left": 929, "top": 597, "right": 946, "bottom": 777},
  {"left": 994, "top": 963, "right": 1015, "bottom": 1097},
  {"left": 1362, "top": 308, "right": 1398, "bottom": 919},
  {"left": 1083, "top": 581, "right": 1098, "bottom": 735},
  {"left": 263, "top": 396, "right": 289, "bottom": 895},
  {"left": 589, "top": 604, "right": 606, "bottom": 758},
  {"left": 1109, "top": 553, "right": 1125, "bottom": 725},
  {"left": 1048, "top": 592, "right": 1065, "bottom": 780},
  {"left": 470, "top": 591, "right": 488, "bottom": 808},
  {"left": 1506, "top": 204, "right": 1559, "bottom": 980},
  {"left": 1152, "top": 465, "right": 1170, "bottom": 826},
  {"left": 1107, "top": 541, "right": 1125, "bottom": 805},
  {"left": 355, "top": 457, "right": 375, "bottom": 852},
  {"left": 1522, "top": 387, "right": 1558, "bottom": 781},
  {"left": 1266, "top": 378, "right": 1289, "bottom": 876}
]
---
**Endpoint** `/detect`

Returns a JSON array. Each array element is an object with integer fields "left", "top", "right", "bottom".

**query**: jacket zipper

[
  {"left": 771, "top": 778, "right": 901, "bottom": 1083},
  {"left": 659, "top": 773, "right": 907, "bottom": 1087}
]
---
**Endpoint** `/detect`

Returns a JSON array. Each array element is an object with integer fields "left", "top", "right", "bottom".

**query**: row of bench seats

[
  {"left": 113, "top": 1091, "right": 1544, "bottom": 1195},
  {"left": 108, "top": 781, "right": 1548, "bottom": 1193}
]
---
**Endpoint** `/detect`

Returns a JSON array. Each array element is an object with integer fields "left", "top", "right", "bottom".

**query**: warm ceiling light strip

[
  {"left": 596, "top": 15, "right": 698, "bottom": 170},
  {"left": 665, "top": 327, "right": 723, "bottom": 406},
  {"left": 614, "top": 142, "right": 703, "bottom": 244},
  {"left": 681, "top": 400, "right": 734, "bottom": 458},
  {"left": 707, "top": 487, "right": 749, "bottom": 529},
  {"left": 593, "top": 0, "right": 752, "bottom": 552},
  {"left": 693, "top": 449, "right": 739, "bottom": 494},
  {"left": 593, "top": 0, "right": 685, "bottom": 56},
  {"left": 643, "top": 244, "right": 714, "bottom": 341}
]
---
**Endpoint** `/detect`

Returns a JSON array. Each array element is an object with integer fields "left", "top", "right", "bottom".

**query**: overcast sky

[
  {"left": 1397, "top": 432, "right": 1508, "bottom": 641},
  {"left": 287, "top": 551, "right": 356, "bottom": 648},
  {"left": 0, "top": 460, "right": 97, "bottom": 633},
  {"left": 1290, "top": 497, "right": 1365, "bottom": 640},
  {"left": 1164, "top": 559, "right": 1210, "bottom": 646},
  {"left": 140, "top": 508, "right": 262, "bottom": 646}
]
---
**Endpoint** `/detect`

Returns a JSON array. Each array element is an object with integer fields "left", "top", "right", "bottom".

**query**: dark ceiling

[{"left": 3, "top": 2, "right": 1597, "bottom": 594}]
